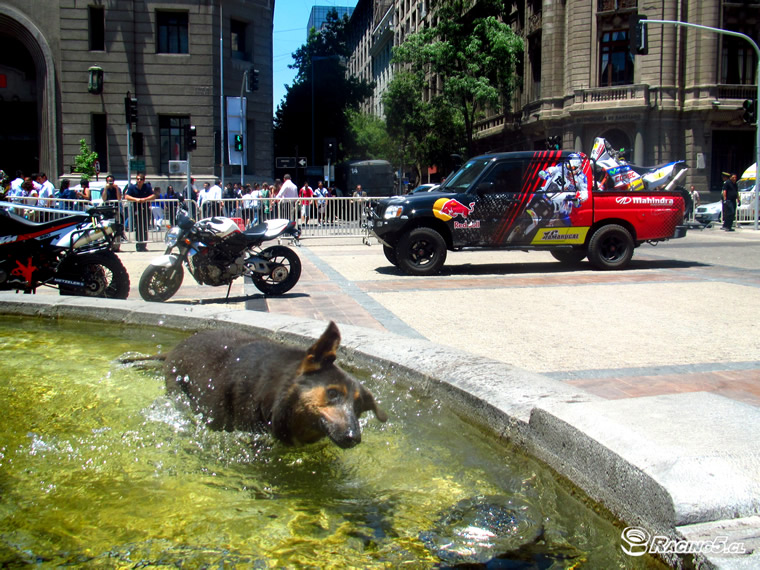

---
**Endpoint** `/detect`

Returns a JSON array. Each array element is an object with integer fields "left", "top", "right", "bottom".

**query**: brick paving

[{"left": 100, "top": 229, "right": 760, "bottom": 408}]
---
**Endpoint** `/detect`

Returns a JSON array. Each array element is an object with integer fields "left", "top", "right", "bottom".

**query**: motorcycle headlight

[
  {"left": 165, "top": 227, "right": 181, "bottom": 247},
  {"left": 383, "top": 205, "right": 404, "bottom": 219}
]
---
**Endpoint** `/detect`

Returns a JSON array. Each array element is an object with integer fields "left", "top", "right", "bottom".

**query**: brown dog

[{"left": 164, "top": 321, "right": 387, "bottom": 448}]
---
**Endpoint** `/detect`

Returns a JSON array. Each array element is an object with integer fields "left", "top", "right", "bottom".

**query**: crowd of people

[{"left": 0, "top": 168, "right": 368, "bottom": 251}]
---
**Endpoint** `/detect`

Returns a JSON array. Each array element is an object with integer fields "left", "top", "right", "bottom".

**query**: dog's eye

[{"left": 326, "top": 388, "right": 341, "bottom": 400}]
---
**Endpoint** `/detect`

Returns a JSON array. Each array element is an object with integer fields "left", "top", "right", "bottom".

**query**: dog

[{"left": 164, "top": 321, "right": 387, "bottom": 448}]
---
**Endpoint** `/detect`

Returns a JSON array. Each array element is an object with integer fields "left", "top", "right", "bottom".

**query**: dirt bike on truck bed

[{"left": 367, "top": 144, "right": 688, "bottom": 276}]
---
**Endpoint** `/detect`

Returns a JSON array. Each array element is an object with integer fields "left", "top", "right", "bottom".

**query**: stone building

[
  {"left": 0, "top": 0, "right": 273, "bottom": 186},
  {"left": 348, "top": 0, "right": 758, "bottom": 192}
]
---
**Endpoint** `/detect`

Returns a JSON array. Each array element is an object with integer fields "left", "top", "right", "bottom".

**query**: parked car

[{"left": 409, "top": 183, "right": 440, "bottom": 194}]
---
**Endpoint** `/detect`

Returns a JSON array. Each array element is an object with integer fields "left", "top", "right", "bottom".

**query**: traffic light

[
  {"left": 629, "top": 14, "right": 648, "bottom": 55},
  {"left": 185, "top": 124, "right": 197, "bottom": 151},
  {"left": 546, "top": 136, "right": 561, "bottom": 151},
  {"left": 247, "top": 68, "right": 259, "bottom": 92},
  {"left": 323, "top": 137, "right": 336, "bottom": 162},
  {"left": 742, "top": 99, "right": 757, "bottom": 125},
  {"left": 124, "top": 96, "right": 138, "bottom": 125},
  {"left": 234, "top": 134, "right": 244, "bottom": 152}
]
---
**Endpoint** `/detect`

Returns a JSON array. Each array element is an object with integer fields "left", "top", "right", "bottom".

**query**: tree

[
  {"left": 392, "top": 0, "right": 523, "bottom": 157},
  {"left": 345, "top": 109, "right": 394, "bottom": 160},
  {"left": 382, "top": 71, "right": 465, "bottom": 184},
  {"left": 274, "top": 10, "right": 374, "bottom": 168},
  {"left": 72, "top": 139, "right": 98, "bottom": 180}
]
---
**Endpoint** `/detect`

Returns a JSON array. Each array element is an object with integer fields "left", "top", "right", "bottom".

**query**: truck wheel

[
  {"left": 383, "top": 245, "right": 398, "bottom": 266},
  {"left": 397, "top": 227, "right": 447, "bottom": 276},
  {"left": 587, "top": 224, "right": 634, "bottom": 270},
  {"left": 550, "top": 250, "right": 586, "bottom": 265}
]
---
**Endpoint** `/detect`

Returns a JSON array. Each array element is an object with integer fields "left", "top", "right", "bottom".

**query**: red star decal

[{"left": 11, "top": 257, "right": 37, "bottom": 286}]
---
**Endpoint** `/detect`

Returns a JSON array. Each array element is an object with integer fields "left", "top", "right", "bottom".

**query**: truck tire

[
  {"left": 396, "top": 227, "right": 447, "bottom": 276},
  {"left": 587, "top": 224, "right": 634, "bottom": 270},
  {"left": 550, "top": 249, "right": 586, "bottom": 265},
  {"left": 383, "top": 244, "right": 398, "bottom": 266}
]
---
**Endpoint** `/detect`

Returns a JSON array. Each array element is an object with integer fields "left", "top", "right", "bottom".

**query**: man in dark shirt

[
  {"left": 125, "top": 172, "right": 154, "bottom": 251},
  {"left": 721, "top": 171, "right": 739, "bottom": 231}
]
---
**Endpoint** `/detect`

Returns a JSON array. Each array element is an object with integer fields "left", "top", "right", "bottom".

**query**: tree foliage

[
  {"left": 392, "top": 0, "right": 523, "bottom": 157},
  {"left": 273, "top": 10, "right": 374, "bottom": 168},
  {"left": 73, "top": 139, "right": 98, "bottom": 179}
]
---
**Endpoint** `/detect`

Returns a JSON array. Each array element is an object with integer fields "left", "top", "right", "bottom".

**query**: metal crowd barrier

[{"left": 7, "top": 196, "right": 377, "bottom": 244}]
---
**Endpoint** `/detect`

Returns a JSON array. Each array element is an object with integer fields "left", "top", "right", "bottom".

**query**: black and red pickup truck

[{"left": 367, "top": 150, "right": 688, "bottom": 275}]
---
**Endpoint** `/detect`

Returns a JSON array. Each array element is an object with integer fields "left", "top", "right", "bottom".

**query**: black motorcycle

[
  {"left": 0, "top": 204, "right": 130, "bottom": 298},
  {"left": 138, "top": 209, "right": 302, "bottom": 302}
]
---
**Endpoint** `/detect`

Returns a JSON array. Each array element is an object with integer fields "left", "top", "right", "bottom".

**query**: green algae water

[{"left": 0, "top": 316, "right": 665, "bottom": 568}]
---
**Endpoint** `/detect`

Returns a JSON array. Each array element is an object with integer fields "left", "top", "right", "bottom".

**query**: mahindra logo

[{"left": 616, "top": 196, "right": 633, "bottom": 205}]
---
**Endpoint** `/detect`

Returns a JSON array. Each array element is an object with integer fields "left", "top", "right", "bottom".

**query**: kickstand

[{"left": 225, "top": 281, "right": 233, "bottom": 302}]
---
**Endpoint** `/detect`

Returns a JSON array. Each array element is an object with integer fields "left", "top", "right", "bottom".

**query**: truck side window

[{"left": 475, "top": 160, "right": 527, "bottom": 194}]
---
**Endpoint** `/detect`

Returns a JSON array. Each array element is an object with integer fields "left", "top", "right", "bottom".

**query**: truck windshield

[{"left": 440, "top": 157, "right": 496, "bottom": 192}]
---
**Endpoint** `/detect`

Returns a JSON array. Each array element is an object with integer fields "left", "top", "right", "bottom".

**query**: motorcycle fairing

[{"left": 0, "top": 209, "right": 90, "bottom": 245}]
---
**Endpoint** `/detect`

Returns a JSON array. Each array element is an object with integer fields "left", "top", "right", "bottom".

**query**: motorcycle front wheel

[
  {"left": 58, "top": 251, "right": 130, "bottom": 299},
  {"left": 139, "top": 264, "right": 184, "bottom": 302},
  {"left": 251, "top": 245, "right": 302, "bottom": 295}
]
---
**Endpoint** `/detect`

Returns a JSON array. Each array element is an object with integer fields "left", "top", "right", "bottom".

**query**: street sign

[
  {"left": 276, "top": 156, "right": 296, "bottom": 169},
  {"left": 297, "top": 157, "right": 308, "bottom": 168}
]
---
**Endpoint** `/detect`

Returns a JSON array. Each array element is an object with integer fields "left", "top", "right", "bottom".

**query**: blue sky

[{"left": 272, "top": 0, "right": 357, "bottom": 114}]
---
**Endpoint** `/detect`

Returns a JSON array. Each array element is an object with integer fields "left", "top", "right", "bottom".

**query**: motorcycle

[
  {"left": 0, "top": 203, "right": 130, "bottom": 298},
  {"left": 138, "top": 209, "right": 302, "bottom": 302},
  {"left": 590, "top": 137, "right": 688, "bottom": 192}
]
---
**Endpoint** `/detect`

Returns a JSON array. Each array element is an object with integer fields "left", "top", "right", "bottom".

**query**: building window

[
  {"left": 159, "top": 116, "right": 190, "bottom": 174},
  {"left": 92, "top": 114, "right": 108, "bottom": 172},
  {"left": 231, "top": 19, "right": 248, "bottom": 61},
  {"left": 722, "top": 36, "right": 757, "bottom": 85},
  {"left": 599, "top": 29, "right": 633, "bottom": 86},
  {"left": 157, "top": 11, "right": 189, "bottom": 54},
  {"left": 89, "top": 6, "right": 105, "bottom": 51}
]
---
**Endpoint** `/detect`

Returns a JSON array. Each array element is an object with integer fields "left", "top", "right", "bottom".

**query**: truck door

[
  {"left": 467, "top": 158, "right": 532, "bottom": 246},
  {"left": 503, "top": 154, "right": 594, "bottom": 246}
]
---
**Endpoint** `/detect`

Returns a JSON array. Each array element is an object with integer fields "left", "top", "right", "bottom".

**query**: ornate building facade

[
  {"left": 348, "top": 0, "right": 758, "bottom": 192},
  {"left": 0, "top": 0, "right": 273, "bottom": 185}
]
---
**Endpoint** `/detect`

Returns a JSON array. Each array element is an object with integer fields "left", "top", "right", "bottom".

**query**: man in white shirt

[
  {"left": 275, "top": 174, "right": 298, "bottom": 221},
  {"left": 36, "top": 173, "right": 55, "bottom": 207},
  {"left": 202, "top": 179, "right": 223, "bottom": 217}
]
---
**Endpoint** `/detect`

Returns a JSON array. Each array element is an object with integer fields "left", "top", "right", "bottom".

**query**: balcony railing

[
  {"left": 574, "top": 84, "right": 650, "bottom": 106},
  {"left": 597, "top": 0, "right": 637, "bottom": 12}
]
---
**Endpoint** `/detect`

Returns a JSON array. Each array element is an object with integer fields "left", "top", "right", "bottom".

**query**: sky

[{"left": 272, "top": 0, "right": 357, "bottom": 114}]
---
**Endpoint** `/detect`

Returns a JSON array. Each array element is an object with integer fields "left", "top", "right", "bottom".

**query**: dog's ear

[
  {"left": 299, "top": 321, "right": 341, "bottom": 374},
  {"left": 358, "top": 384, "right": 388, "bottom": 423}
]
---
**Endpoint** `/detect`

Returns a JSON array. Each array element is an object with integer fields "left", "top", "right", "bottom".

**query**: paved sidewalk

[{"left": 112, "top": 226, "right": 760, "bottom": 408}]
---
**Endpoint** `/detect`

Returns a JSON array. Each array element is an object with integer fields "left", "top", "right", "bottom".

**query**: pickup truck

[{"left": 367, "top": 150, "right": 688, "bottom": 276}]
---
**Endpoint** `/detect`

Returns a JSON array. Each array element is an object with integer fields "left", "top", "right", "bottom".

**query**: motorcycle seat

[
  {"left": 0, "top": 208, "right": 89, "bottom": 236},
  {"left": 243, "top": 222, "right": 269, "bottom": 239},
  {"left": 626, "top": 161, "right": 687, "bottom": 176}
]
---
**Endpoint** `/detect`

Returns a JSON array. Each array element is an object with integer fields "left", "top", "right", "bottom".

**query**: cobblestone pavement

[{"left": 100, "top": 225, "right": 760, "bottom": 407}]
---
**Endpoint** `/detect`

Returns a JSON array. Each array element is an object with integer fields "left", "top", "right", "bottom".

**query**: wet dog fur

[{"left": 164, "top": 321, "right": 387, "bottom": 448}]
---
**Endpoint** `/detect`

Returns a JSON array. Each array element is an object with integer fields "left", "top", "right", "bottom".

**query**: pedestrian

[
  {"left": 36, "top": 173, "right": 55, "bottom": 209},
  {"left": 125, "top": 172, "right": 154, "bottom": 251},
  {"left": 260, "top": 182, "right": 271, "bottom": 221},
  {"left": 184, "top": 177, "right": 198, "bottom": 202},
  {"left": 207, "top": 179, "right": 223, "bottom": 217},
  {"left": 689, "top": 184, "right": 700, "bottom": 221},
  {"left": 79, "top": 178, "right": 91, "bottom": 203},
  {"left": 314, "top": 181, "right": 329, "bottom": 226},
  {"left": 275, "top": 174, "right": 297, "bottom": 220},
  {"left": 721, "top": 171, "right": 739, "bottom": 231},
  {"left": 299, "top": 180, "right": 313, "bottom": 226}
]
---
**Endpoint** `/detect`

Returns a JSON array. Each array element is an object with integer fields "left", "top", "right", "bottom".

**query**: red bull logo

[{"left": 433, "top": 198, "right": 475, "bottom": 222}]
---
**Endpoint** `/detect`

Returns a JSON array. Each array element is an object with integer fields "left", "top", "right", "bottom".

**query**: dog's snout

[{"left": 335, "top": 428, "right": 361, "bottom": 449}]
